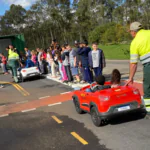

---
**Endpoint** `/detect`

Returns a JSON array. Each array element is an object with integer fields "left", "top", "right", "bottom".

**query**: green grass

[{"left": 98, "top": 44, "right": 130, "bottom": 60}]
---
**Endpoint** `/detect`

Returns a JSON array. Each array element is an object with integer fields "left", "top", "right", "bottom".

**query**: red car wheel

[
  {"left": 91, "top": 106, "right": 102, "bottom": 127},
  {"left": 73, "top": 95, "right": 83, "bottom": 114}
]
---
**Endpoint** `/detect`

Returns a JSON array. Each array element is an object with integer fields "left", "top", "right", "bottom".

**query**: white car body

[{"left": 18, "top": 67, "right": 40, "bottom": 80}]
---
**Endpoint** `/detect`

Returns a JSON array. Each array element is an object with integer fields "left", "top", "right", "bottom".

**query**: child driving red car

[{"left": 91, "top": 75, "right": 110, "bottom": 92}]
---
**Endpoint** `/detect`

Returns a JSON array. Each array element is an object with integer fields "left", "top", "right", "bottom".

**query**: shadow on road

[
  {"left": 109, "top": 111, "right": 146, "bottom": 125},
  {"left": 20, "top": 75, "right": 46, "bottom": 83}
]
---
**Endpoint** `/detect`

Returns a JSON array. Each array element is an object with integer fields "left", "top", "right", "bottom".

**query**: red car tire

[
  {"left": 91, "top": 106, "right": 102, "bottom": 127},
  {"left": 73, "top": 95, "right": 84, "bottom": 114}
]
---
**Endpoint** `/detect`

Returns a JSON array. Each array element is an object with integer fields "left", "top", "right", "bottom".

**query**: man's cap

[{"left": 130, "top": 22, "right": 143, "bottom": 31}]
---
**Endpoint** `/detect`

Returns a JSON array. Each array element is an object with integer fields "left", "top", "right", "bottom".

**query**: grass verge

[{"left": 99, "top": 44, "right": 130, "bottom": 60}]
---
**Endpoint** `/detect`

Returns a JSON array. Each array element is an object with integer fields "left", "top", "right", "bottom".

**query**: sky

[
  {"left": 0, "top": 0, "right": 74, "bottom": 16},
  {"left": 0, "top": 0, "right": 38, "bottom": 15}
]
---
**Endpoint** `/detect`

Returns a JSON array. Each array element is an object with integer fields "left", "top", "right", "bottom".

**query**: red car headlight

[
  {"left": 133, "top": 89, "right": 139, "bottom": 95},
  {"left": 99, "top": 95, "right": 110, "bottom": 101}
]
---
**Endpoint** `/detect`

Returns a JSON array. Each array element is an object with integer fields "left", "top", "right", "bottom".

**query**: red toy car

[{"left": 72, "top": 82, "right": 145, "bottom": 127}]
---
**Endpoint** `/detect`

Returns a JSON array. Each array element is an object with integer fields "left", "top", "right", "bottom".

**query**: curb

[
  {"left": 46, "top": 74, "right": 143, "bottom": 89},
  {"left": 46, "top": 75, "right": 89, "bottom": 89}
]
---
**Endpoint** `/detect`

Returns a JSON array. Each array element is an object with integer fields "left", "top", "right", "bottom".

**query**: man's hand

[
  {"left": 125, "top": 78, "right": 133, "bottom": 86},
  {"left": 125, "top": 63, "right": 137, "bottom": 86}
]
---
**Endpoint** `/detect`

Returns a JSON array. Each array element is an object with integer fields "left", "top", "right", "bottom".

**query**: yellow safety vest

[
  {"left": 130, "top": 29, "right": 150, "bottom": 64},
  {"left": 8, "top": 49, "right": 19, "bottom": 60}
]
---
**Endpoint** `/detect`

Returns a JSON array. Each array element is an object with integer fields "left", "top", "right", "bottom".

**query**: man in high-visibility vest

[
  {"left": 7, "top": 47, "right": 22, "bottom": 83},
  {"left": 126, "top": 22, "right": 150, "bottom": 115}
]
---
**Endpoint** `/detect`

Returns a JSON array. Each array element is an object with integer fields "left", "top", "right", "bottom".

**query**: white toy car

[{"left": 18, "top": 67, "right": 40, "bottom": 82}]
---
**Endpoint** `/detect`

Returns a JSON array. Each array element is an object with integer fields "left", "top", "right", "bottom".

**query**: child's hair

[
  {"left": 31, "top": 50, "right": 37, "bottom": 55},
  {"left": 92, "top": 42, "right": 98, "bottom": 45},
  {"left": 61, "top": 45, "right": 66, "bottom": 50},
  {"left": 111, "top": 69, "right": 121, "bottom": 84},
  {"left": 55, "top": 50, "right": 61, "bottom": 60},
  {"left": 50, "top": 46, "right": 54, "bottom": 50},
  {"left": 95, "top": 75, "right": 105, "bottom": 85}
]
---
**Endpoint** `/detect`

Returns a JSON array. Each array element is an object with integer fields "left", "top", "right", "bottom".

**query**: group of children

[
  {"left": 0, "top": 40, "right": 122, "bottom": 89},
  {"left": 32, "top": 40, "right": 107, "bottom": 84}
]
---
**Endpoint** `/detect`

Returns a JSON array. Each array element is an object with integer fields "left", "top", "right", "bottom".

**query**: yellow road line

[
  {"left": 15, "top": 84, "right": 30, "bottom": 96},
  {"left": 12, "top": 84, "right": 27, "bottom": 96},
  {"left": 0, "top": 81, "right": 10, "bottom": 84},
  {"left": 52, "top": 116, "right": 63, "bottom": 124},
  {"left": 71, "top": 132, "right": 88, "bottom": 145},
  {"left": 0, "top": 81, "right": 30, "bottom": 96}
]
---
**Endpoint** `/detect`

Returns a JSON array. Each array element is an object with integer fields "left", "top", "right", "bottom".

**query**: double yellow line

[
  {"left": 12, "top": 83, "right": 30, "bottom": 96},
  {"left": 0, "top": 81, "right": 30, "bottom": 96}
]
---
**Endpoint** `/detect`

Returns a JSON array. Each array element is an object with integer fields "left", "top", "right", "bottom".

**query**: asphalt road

[
  {"left": 0, "top": 60, "right": 149, "bottom": 150},
  {"left": 38, "top": 101, "right": 150, "bottom": 150},
  {"left": 0, "top": 74, "right": 72, "bottom": 105},
  {"left": 0, "top": 100, "right": 149, "bottom": 150},
  {"left": 0, "top": 110, "right": 108, "bottom": 150},
  {"left": 103, "top": 60, "right": 143, "bottom": 81}
]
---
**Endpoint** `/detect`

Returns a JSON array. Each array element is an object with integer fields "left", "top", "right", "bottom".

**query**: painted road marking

[
  {"left": 60, "top": 91, "right": 71, "bottom": 95},
  {"left": 39, "top": 96, "right": 50, "bottom": 99},
  {"left": 52, "top": 116, "right": 63, "bottom": 124},
  {"left": 48, "top": 102, "right": 62, "bottom": 107},
  {"left": 0, "top": 81, "right": 30, "bottom": 96},
  {"left": 0, "top": 81, "right": 10, "bottom": 84},
  {"left": 22, "top": 108, "right": 36, "bottom": 113},
  {"left": 12, "top": 84, "right": 26, "bottom": 96},
  {"left": 16, "top": 100, "right": 28, "bottom": 104},
  {"left": 12, "top": 83, "right": 30, "bottom": 96},
  {"left": 15, "top": 84, "right": 30, "bottom": 96},
  {"left": 71, "top": 132, "right": 88, "bottom": 145},
  {"left": 0, "top": 114, "right": 9, "bottom": 118}
]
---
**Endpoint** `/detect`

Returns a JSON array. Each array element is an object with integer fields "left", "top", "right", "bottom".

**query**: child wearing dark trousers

[
  {"left": 77, "top": 40, "right": 93, "bottom": 83},
  {"left": 61, "top": 45, "right": 73, "bottom": 82},
  {"left": 88, "top": 42, "right": 106, "bottom": 77}
]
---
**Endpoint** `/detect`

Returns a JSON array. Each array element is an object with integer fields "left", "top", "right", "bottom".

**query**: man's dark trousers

[{"left": 143, "top": 63, "right": 150, "bottom": 112}]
